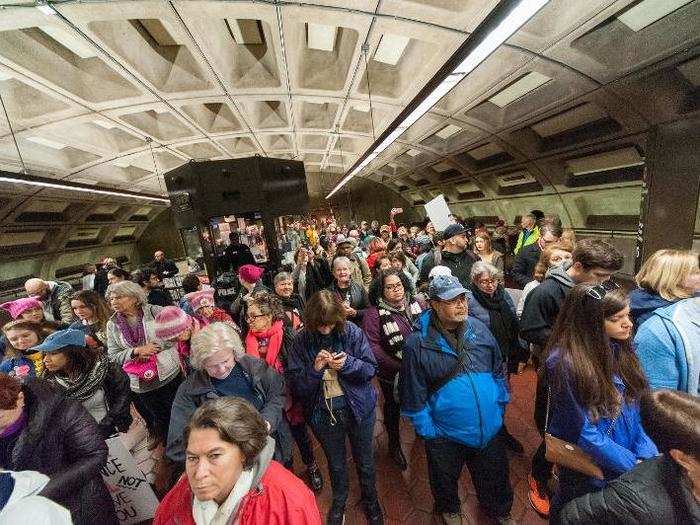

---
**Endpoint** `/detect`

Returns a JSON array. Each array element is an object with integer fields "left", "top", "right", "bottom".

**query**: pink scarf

[{"left": 245, "top": 320, "right": 284, "bottom": 373}]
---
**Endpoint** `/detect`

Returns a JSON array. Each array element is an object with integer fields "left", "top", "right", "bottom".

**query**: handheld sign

[
  {"left": 101, "top": 437, "right": 160, "bottom": 524},
  {"left": 424, "top": 194, "right": 452, "bottom": 231}
]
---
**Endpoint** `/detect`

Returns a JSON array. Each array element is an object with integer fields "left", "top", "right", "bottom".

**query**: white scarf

[{"left": 192, "top": 468, "right": 255, "bottom": 525}]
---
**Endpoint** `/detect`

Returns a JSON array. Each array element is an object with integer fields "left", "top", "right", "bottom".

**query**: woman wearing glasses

[
  {"left": 362, "top": 269, "right": 423, "bottom": 471},
  {"left": 467, "top": 261, "right": 526, "bottom": 454},
  {"left": 544, "top": 283, "right": 657, "bottom": 520},
  {"left": 243, "top": 292, "right": 324, "bottom": 491}
]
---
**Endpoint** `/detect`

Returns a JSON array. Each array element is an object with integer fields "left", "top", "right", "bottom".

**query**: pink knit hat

[
  {"left": 239, "top": 264, "right": 263, "bottom": 283},
  {"left": 186, "top": 291, "right": 215, "bottom": 312},
  {"left": 154, "top": 306, "right": 192, "bottom": 340},
  {"left": 0, "top": 297, "right": 43, "bottom": 320}
]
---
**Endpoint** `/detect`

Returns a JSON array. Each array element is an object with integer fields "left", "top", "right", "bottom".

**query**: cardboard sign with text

[
  {"left": 424, "top": 194, "right": 452, "bottom": 231},
  {"left": 101, "top": 436, "right": 159, "bottom": 524}
]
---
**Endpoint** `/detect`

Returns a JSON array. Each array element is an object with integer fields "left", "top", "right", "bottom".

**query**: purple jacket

[
  {"left": 287, "top": 322, "right": 378, "bottom": 421},
  {"left": 362, "top": 306, "right": 413, "bottom": 381}
]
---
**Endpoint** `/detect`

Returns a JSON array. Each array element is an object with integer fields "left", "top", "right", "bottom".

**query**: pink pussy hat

[{"left": 0, "top": 297, "right": 43, "bottom": 320}]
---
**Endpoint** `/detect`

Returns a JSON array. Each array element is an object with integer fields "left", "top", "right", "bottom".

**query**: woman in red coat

[{"left": 154, "top": 397, "right": 322, "bottom": 525}]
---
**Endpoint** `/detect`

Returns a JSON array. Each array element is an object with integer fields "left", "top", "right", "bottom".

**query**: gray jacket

[
  {"left": 166, "top": 354, "right": 292, "bottom": 466},
  {"left": 105, "top": 303, "right": 180, "bottom": 393},
  {"left": 43, "top": 280, "right": 74, "bottom": 323}
]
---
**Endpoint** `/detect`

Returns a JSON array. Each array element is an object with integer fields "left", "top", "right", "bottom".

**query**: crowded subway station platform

[{"left": 0, "top": 0, "right": 699, "bottom": 524}]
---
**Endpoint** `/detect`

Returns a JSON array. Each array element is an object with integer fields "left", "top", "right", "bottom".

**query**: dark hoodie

[
  {"left": 629, "top": 287, "right": 673, "bottom": 329},
  {"left": 519, "top": 264, "right": 575, "bottom": 350}
]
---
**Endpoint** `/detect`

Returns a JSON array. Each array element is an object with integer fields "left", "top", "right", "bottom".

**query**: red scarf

[{"left": 246, "top": 320, "right": 284, "bottom": 373}]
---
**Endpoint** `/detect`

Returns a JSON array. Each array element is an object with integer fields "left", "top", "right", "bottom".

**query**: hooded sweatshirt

[
  {"left": 628, "top": 288, "right": 673, "bottom": 329},
  {"left": 520, "top": 263, "right": 575, "bottom": 349},
  {"left": 0, "top": 470, "right": 72, "bottom": 524}
]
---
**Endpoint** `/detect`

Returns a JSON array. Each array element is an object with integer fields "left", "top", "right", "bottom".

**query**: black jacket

[
  {"left": 97, "top": 362, "right": 133, "bottom": 439},
  {"left": 152, "top": 258, "right": 179, "bottom": 279},
  {"left": 0, "top": 379, "right": 118, "bottom": 525},
  {"left": 557, "top": 455, "right": 700, "bottom": 525},
  {"left": 293, "top": 258, "right": 333, "bottom": 301},
  {"left": 512, "top": 243, "right": 541, "bottom": 289},
  {"left": 328, "top": 281, "right": 368, "bottom": 324},
  {"left": 519, "top": 265, "right": 574, "bottom": 349},
  {"left": 418, "top": 248, "right": 479, "bottom": 287},
  {"left": 148, "top": 287, "right": 174, "bottom": 307},
  {"left": 223, "top": 243, "right": 255, "bottom": 272}
]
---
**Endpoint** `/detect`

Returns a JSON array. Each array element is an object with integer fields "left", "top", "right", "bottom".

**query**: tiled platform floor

[{"left": 295, "top": 366, "right": 546, "bottom": 525}]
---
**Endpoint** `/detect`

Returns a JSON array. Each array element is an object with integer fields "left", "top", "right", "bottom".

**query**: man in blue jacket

[{"left": 399, "top": 275, "right": 512, "bottom": 525}]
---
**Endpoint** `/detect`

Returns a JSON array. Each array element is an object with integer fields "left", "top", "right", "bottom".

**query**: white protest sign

[
  {"left": 101, "top": 436, "right": 160, "bottom": 524},
  {"left": 424, "top": 194, "right": 453, "bottom": 231}
]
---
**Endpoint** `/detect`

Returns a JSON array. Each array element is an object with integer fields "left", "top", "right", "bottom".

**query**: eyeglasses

[
  {"left": 384, "top": 283, "right": 404, "bottom": 292},
  {"left": 476, "top": 278, "right": 497, "bottom": 286},
  {"left": 245, "top": 313, "right": 267, "bottom": 322},
  {"left": 441, "top": 295, "right": 467, "bottom": 306},
  {"left": 586, "top": 280, "right": 621, "bottom": 300}
]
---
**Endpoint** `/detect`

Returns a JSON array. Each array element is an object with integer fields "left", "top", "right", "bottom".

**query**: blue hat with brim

[
  {"left": 31, "top": 328, "right": 86, "bottom": 353},
  {"left": 429, "top": 275, "right": 468, "bottom": 301}
]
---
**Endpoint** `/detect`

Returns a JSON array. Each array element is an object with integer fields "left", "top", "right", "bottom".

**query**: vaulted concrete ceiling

[{"left": 0, "top": 0, "right": 698, "bottom": 223}]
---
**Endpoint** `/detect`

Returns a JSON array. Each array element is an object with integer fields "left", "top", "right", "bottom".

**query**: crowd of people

[{"left": 0, "top": 210, "right": 698, "bottom": 525}]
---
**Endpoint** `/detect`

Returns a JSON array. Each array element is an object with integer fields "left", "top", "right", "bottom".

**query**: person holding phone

[{"left": 287, "top": 290, "right": 381, "bottom": 525}]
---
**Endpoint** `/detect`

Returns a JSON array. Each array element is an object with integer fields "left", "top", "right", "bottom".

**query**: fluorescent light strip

[
  {"left": 326, "top": 0, "right": 549, "bottom": 199},
  {"left": 617, "top": 0, "right": 692, "bottom": 32},
  {"left": 0, "top": 176, "right": 170, "bottom": 203}
]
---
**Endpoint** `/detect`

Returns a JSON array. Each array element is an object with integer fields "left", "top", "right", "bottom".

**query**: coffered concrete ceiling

[{"left": 0, "top": 0, "right": 697, "bottom": 228}]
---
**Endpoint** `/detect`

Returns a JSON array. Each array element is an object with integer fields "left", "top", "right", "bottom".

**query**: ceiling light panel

[
  {"left": 0, "top": 71, "right": 14, "bottom": 81},
  {"left": 497, "top": 170, "right": 536, "bottom": 186},
  {"left": 468, "top": 142, "right": 502, "bottom": 160},
  {"left": 40, "top": 26, "right": 97, "bottom": 59},
  {"left": 531, "top": 103, "right": 608, "bottom": 137},
  {"left": 26, "top": 136, "right": 66, "bottom": 149},
  {"left": 617, "top": 0, "right": 693, "bottom": 32},
  {"left": 92, "top": 119, "right": 118, "bottom": 129},
  {"left": 373, "top": 34, "right": 411, "bottom": 65},
  {"left": 489, "top": 71, "right": 551, "bottom": 108},
  {"left": 307, "top": 23, "right": 337, "bottom": 52},
  {"left": 405, "top": 148, "right": 422, "bottom": 157},
  {"left": 226, "top": 19, "right": 264, "bottom": 45},
  {"left": 566, "top": 147, "right": 644, "bottom": 175},
  {"left": 435, "top": 124, "right": 462, "bottom": 139}
]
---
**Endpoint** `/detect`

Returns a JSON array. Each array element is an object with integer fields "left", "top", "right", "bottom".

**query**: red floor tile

[{"left": 298, "top": 367, "right": 547, "bottom": 524}]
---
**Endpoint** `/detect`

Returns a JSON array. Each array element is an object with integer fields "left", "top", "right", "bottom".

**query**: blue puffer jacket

[
  {"left": 545, "top": 349, "right": 658, "bottom": 492},
  {"left": 628, "top": 288, "right": 673, "bottom": 328},
  {"left": 287, "top": 321, "right": 378, "bottom": 422},
  {"left": 399, "top": 310, "right": 508, "bottom": 449},
  {"left": 634, "top": 297, "right": 700, "bottom": 396}
]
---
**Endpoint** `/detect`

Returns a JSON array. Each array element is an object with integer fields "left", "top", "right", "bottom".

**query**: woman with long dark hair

[
  {"left": 69, "top": 290, "right": 112, "bottom": 349},
  {"left": 39, "top": 328, "right": 132, "bottom": 439},
  {"left": 544, "top": 284, "right": 657, "bottom": 519}
]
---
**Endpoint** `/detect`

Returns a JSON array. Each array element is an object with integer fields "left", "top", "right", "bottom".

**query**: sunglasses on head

[{"left": 586, "top": 280, "right": 621, "bottom": 300}]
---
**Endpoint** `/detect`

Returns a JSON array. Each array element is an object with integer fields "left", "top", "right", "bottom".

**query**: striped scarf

[{"left": 377, "top": 298, "right": 422, "bottom": 358}]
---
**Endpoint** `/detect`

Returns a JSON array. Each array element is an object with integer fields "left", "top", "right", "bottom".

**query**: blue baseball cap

[
  {"left": 31, "top": 329, "right": 86, "bottom": 353},
  {"left": 429, "top": 275, "right": 468, "bottom": 301}
]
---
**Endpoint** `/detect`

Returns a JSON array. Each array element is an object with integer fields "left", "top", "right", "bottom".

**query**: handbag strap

[
  {"left": 546, "top": 382, "right": 620, "bottom": 437},
  {"left": 428, "top": 337, "right": 471, "bottom": 396}
]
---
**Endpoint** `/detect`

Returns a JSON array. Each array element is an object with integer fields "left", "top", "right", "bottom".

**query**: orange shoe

[{"left": 527, "top": 475, "right": 550, "bottom": 518}]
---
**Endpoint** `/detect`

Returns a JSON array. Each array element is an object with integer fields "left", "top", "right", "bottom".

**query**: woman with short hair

[
  {"left": 362, "top": 269, "right": 422, "bottom": 471},
  {"left": 629, "top": 249, "right": 699, "bottom": 327},
  {"left": 38, "top": 328, "right": 132, "bottom": 439},
  {"left": 273, "top": 271, "right": 305, "bottom": 331},
  {"left": 155, "top": 397, "right": 322, "bottom": 525},
  {"left": 328, "top": 256, "right": 368, "bottom": 325},
  {"left": 105, "top": 280, "right": 182, "bottom": 446},
  {"left": 69, "top": 289, "right": 112, "bottom": 348},
  {"left": 166, "top": 322, "right": 292, "bottom": 469},
  {"left": 287, "top": 290, "right": 381, "bottom": 525},
  {"left": 244, "top": 292, "right": 323, "bottom": 491}
]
